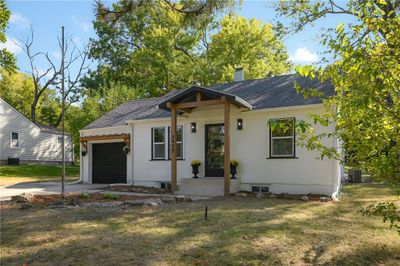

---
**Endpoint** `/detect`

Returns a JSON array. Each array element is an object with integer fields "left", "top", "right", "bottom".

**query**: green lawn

[
  {"left": 0, "top": 165, "right": 79, "bottom": 186},
  {"left": 1, "top": 184, "right": 399, "bottom": 265}
]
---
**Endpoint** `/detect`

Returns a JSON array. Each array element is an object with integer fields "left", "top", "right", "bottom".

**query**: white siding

[
  {"left": 80, "top": 104, "right": 341, "bottom": 197},
  {"left": 0, "top": 98, "right": 73, "bottom": 163}
]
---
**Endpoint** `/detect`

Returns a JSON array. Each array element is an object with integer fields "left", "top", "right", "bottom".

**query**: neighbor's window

[
  {"left": 269, "top": 118, "right": 295, "bottom": 157},
  {"left": 168, "top": 126, "right": 184, "bottom": 159},
  {"left": 11, "top": 132, "right": 19, "bottom": 148},
  {"left": 152, "top": 127, "right": 165, "bottom": 159},
  {"left": 57, "top": 136, "right": 63, "bottom": 149}
]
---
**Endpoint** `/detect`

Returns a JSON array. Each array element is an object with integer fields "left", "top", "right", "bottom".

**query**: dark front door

[
  {"left": 92, "top": 142, "right": 127, "bottom": 183},
  {"left": 205, "top": 124, "right": 224, "bottom": 177}
]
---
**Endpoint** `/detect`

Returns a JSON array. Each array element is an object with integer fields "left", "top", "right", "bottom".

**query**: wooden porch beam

[
  {"left": 224, "top": 101, "right": 231, "bottom": 197},
  {"left": 175, "top": 98, "right": 226, "bottom": 109},
  {"left": 171, "top": 103, "right": 178, "bottom": 192},
  {"left": 80, "top": 134, "right": 130, "bottom": 143}
]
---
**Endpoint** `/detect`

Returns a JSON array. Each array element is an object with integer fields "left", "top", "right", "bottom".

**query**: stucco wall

[
  {"left": 0, "top": 98, "right": 73, "bottom": 163},
  {"left": 80, "top": 104, "right": 341, "bottom": 196}
]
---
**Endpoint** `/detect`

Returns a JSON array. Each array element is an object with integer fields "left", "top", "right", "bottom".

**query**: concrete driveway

[{"left": 0, "top": 182, "right": 106, "bottom": 201}]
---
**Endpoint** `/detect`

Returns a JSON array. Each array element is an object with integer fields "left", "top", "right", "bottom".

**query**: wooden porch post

[
  {"left": 224, "top": 100, "right": 231, "bottom": 196},
  {"left": 171, "top": 103, "right": 178, "bottom": 192}
]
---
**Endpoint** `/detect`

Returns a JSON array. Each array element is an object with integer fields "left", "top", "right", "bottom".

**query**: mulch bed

[
  {"left": 13, "top": 192, "right": 156, "bottom": 207},
  {"left": 106, "top": 185, "right": 172, "bottom": 194}
]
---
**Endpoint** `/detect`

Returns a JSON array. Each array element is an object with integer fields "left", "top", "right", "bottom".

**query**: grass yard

[
  {"left": 0, "top": 165, "right": 79, "bottom": 186},
  {"left": 1, "top": 184, "right": 399, "bottom": 265}
]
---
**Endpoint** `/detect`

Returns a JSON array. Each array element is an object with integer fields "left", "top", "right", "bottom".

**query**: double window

[
  {"left": 269, "top": 118, "right": 295, "bottom": 158},
  {"left": 10, "top": 132, "right": 19, "bottom": 148},
  {"left": 151, "top": 126, "right": 183, "bottom": 160}
]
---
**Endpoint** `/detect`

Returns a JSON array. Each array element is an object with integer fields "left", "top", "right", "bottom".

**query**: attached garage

[{"left": 92, "top": 142, "right": 127, "bottom": 184}]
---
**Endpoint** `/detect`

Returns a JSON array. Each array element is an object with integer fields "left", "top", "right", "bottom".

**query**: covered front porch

[{"left": 158, "top": 86, "right": 252, "bottom": 196}]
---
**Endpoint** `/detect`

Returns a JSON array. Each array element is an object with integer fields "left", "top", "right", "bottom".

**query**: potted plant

[
  {"left": 191, "top": 160, "right": 201, "bottom": 178},
  {"left": 230, "top": 160, "right": 239, "bottom": 179}
]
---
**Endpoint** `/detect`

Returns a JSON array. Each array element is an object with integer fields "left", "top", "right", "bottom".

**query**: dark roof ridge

[{"left": 209, "top": 73, "right": 297, "bottom": 88}]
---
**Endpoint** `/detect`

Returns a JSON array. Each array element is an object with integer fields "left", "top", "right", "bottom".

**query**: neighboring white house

[
  {"left": 0, "top": 98, "right": 74, "bottom": 165},
  {"left": 79, "top": 73, "right": 341, "bottom": 198}
]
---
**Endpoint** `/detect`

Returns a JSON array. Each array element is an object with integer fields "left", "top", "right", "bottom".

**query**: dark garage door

[{"left": 92, "top": 142, "right": 127, "bottom": 183}]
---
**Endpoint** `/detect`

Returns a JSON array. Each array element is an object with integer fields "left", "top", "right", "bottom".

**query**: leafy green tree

[
  {"left": 0, "top": 0, "right": 17, "bottom": 72},
  {"left": 89, "top": 1, "right": 290, "bottom": 95},
  {"left": 276, "top": 0, "right": 400, "bottom": 232},
  {"left": 0, "top": 69, "right": 61, "bottom": 125},
  {"left": 199, "top": 14, "right": 291, "bottom": 85},
  {"left": 90, "top": 0, "right": 218, "bottom": 97}
]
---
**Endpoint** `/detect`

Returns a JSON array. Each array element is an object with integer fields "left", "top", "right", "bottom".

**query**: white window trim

[
  {"left": 168, "top": 125, "right": 184, "bottom": 160},
  {"left": 270, "top": 118, "right": 295, "bottom": 157},
  {"left": 10, "top": 131, "right": 20, "bottom": 149},
  {"left": 152, "top": 127, "right": 166, "bottom": 159}
]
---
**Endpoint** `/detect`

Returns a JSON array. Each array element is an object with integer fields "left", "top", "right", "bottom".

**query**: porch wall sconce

[
  {"left": 191, "top": 122, "right": 197, "bottom": 133},
  {"left": 81, "top": 141, "right": 88, "bottom": 156},
  {"left": 237, "top": 119, "right": 243, "bottom": 130}
]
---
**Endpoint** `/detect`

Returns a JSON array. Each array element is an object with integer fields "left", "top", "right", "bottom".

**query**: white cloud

[
  {"left": 0, "top": 37, "right": 22, "bottom": 54},
  {"left": 72, "top": 36, "right": 82, "bottom": 47},
  {"left": 52, "top": 51, "right": 61, "bottom": 59},
  {"left": 9, "top": 13, "right": 30, "bottom": 28},
  {"left": 36, "top": 68, "right": 55, "bottom": 80},
  {"left": 71, "top": 16, "right": 91, "bottom": 32},
  {"left": 289, "top": 47, "right": 319, "bottom": 64}
]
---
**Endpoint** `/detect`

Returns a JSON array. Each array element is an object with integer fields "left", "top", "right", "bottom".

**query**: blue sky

[{"left": 3, "top": 0, "right": 350, "bottom": 76}]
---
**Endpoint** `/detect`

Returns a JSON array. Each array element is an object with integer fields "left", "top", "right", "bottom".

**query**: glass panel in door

[{"left": 205, "top": 124, "right": 224, "bottom": 177}]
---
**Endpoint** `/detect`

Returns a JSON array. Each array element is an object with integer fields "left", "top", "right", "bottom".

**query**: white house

[
  {"left": 79, "top": 73, "right": 341, "bottom": 198},
  {"left": 0, "top": 98, "right": 74, "bottom": 165}
]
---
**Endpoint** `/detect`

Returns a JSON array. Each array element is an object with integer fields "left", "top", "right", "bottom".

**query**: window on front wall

[
  {"left": 168, "top": 126, "right": 183, "bottom": 159},
  {"left": 269, "top": 117, "right": 295, "bottom": 157},
  {"left": 11, "top": 132, "right": 19, "bottom": 148},
  {"left": 152, "top": 127, "right": 165, "bottom": 159}
]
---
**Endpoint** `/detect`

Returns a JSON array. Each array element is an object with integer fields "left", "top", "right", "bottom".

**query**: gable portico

[{"left": 158, "top": 86, "right": 253, "bottom": 196}]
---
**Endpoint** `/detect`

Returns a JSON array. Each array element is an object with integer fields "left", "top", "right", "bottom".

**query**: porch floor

[{"left": 176, "top": 177, "right": 240, "bottom": 197}]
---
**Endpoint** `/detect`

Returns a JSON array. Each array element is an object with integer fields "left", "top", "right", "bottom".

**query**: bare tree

[{"left": 19, "top": 27, "right": 90, "bottom": 125}]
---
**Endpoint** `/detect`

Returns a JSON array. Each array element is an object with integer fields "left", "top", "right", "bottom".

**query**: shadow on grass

[{"left": 1, "top": 184, "right": 399, "bottom": 265}]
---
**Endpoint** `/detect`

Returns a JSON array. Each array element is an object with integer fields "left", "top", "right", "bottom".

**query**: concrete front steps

[{"left": 176, "top": 177, "right": 240, "bottom": 197}]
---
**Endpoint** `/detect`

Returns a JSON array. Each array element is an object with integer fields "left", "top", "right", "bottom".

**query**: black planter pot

[
  {"left": 230, "top": 165, "right": 237, "bottom": 179},
  {"left": 192, "top": 165, "right": 199, "bottom": 178}
]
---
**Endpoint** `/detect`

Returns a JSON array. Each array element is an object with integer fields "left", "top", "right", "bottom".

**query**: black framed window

[
  {"left": 152, "top": 127, "right": 165, "bottom": 159},
  {"left": 269, "top": 118, "right": 295, "bottom": 158},
  {"left": 10, "top": 132, "right": 19, "bottom": 148},
  {"left": 168, "top": 126, "right": 183, "bottom": 159}
]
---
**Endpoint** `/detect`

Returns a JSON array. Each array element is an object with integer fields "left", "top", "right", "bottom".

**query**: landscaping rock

[
  {"left": 175, "top": 195, "right": 186, "bottom": 202},
  {"left": 11, "top": 195, "right": 29, "bottom": 204},
  {"left": 187, "top": 196, "right": 199, "bottom": 202},
  {"left": 319, "top": 197, "right": 330, "bottom": 202},
  {"left": 160, "top": 196, "right": 176, "bottom": 204},
  {"left": 300, "top": 195, "right": 309, "bottom": 201},
  {"left": 269, "top": 194, "right": 277, "bottom": 198},
  {"left": 143, "top": 198, "right": 164, "bottom": 206},
  {"left": 256, "top": 192, "right": 263, "bottom": 199},
  {"left": 235, "top": 192, "right": 248, "bottom": 197}
]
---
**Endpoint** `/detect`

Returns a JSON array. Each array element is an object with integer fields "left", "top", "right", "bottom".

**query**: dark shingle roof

[
  {"left": 83, "top": 74, "right": 334, "bottom": 130},
  {"left": 210, "top": 74, "right": 334, "bottom": 110},
  {"left": 34, "top": 122, "right": 70, "bottom": 135}
]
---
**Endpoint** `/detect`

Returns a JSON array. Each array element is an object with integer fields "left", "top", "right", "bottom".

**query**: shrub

[
  {"left": 79, "top": 192, "right": 89, "bottom": 199},
  {"left": 191, "top": 160, "right": 201, "bottom": 166},
  {"left": 103, "top": 193, "right": 119, "bottom": 200}
]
